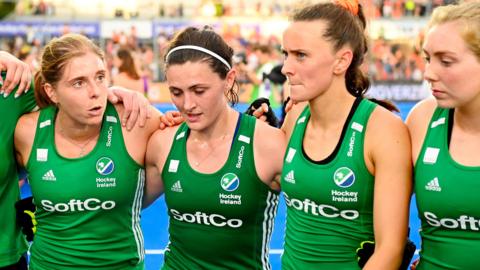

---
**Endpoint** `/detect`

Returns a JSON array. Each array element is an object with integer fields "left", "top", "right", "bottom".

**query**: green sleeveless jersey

[
  {"left": 26, "top": 102, "right": 145, "bottom": 270},
  {"left": 415, "top": 108, "right": 480, "bottom": 270},
  {"left": 281, "top": 98, "right": 376, "bottom": 270},
  {"left": 0, "top": 87, "right": 36, "bottom": 266},
  {"left": 161, "top": 114, "right": 279, "bottom": 270}
]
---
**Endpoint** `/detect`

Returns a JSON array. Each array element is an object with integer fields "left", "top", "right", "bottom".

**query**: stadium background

[{"left": 2, "top": 0, "right": 446, "bottom": 268}]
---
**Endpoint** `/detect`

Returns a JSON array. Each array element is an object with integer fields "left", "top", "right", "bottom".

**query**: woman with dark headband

[{"left": 144, "top": 26, "right": 286, "bottom": 270}]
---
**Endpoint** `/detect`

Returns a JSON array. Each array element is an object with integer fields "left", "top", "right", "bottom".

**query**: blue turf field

[{"left": 20, "top": 101, "right": 420, "bottom": 269}]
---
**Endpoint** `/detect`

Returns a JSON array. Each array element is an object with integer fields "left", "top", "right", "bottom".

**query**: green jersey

[
  {"left": 415, "top": 108, "right": 480, "bottom": 270},
  {"left": 281, "top": 98, "right": 376, "bottom": 270},
  {"left": 162, "top": 114, "right": 279, "bottom": 270},
  {"left": 0, "top": 87, "right": 36, "bottom": 267},
  {"left": 26, "top": 102, "right": 145, "bottom": 270}
]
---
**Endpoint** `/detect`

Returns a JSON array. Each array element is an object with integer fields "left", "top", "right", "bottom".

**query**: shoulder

[
  {"left": 254, "top": 119, "right": 286, "bottom": 152},
  {"left": 405, "top": 97, "right": 437, "bottom": 134},
  {"left": 15, "top": 111, "right": 40, "bottom": 165},
  {"left": 281, "top": 101, "right": 307, "bottom": 139},
  {"left": 365, "top": 104, "right": 410, "bottom": 155},
  {"left": 16, "top": 111, "right": 40, "bottom": 135},
  {"left": 405, "top": 97, "right": 437, "bottom": 162},
  {"left": 147, "top": 125, "right": 181, "bottom": 164}
]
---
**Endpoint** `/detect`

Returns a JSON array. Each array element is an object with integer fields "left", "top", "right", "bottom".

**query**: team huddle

[{"left": 1, "top": 0, "right": 480, "bottom": 269}]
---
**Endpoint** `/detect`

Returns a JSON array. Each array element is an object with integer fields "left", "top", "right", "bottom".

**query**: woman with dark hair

[
  {"left": 279, "top": 1, "right": 412, "bottom": 269},
  {"left": 144, "top": 26, "right": 286, "bottom": 269},
  {"left": 112, "top": 48, "right": 148, "bottom": 95}
]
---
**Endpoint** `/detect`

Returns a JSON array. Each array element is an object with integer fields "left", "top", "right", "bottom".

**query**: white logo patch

[
  {"left": 423, "top": 147, "right": 440, "bottom": 164},
  {"left": 106, "top": 116, "right": 117, "bottom": 123},
  {"left": 37, "top": 149, "right": 48, "bottom": 162},
  {"left": 238, "top": 135, "right": 250, "bottom": 144},
  {"left": 431, "top": 117, "right": 445, "bottom": 128},
  {"left": 176, "top": 131, "right": 185, "bottom": 140},
  {"left": 284, "top": 170, "right": 295, "bottom": 184},
  {"left": 171, "top": 180, "right": 183, "bottom": 192},
  {"left": 351, "top": 122, "right": 364, "bottom": 132},
  {"left": 285, "top": 148, "right": 296, "bottom": 163},
  {"left": 425, "top": 177, "right": 442, "bottom": 192},
  {"left": 297, "top": 116, "right": 306, "bottom": 124},
  {"left": 39, "top": 120, "right": 51, "bottom": 129},
  {"left": 42, "top": 169, "right": 56, "bottom": 181},
  {"left": 168, "top": 160, "right": 179, "bottom": 173}
]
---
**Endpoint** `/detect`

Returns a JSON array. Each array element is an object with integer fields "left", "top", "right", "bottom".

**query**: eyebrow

[
  {"left": 168, "top": 83, "right": 207, "bottom": 91},
  {"left": 422, "top": 48, "right": 456, "bottom": 58},
  {"left": 66, "top": 70, "right": 106, "bottom": 84}
]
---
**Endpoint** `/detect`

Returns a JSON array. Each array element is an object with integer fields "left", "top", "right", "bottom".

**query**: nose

[
  {"left": 183, "top": 92, "right": 196, "bottom": 111},
  {"left": 87, "top": 82, "right": 101, "bottom": 98},
  {"left": 423, "top": 61, "right": 438, "bottom": 84},
  {"left": 281, "top": 57, "right": 294, "bottom": 78}
]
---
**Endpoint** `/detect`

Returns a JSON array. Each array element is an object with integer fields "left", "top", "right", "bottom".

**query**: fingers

[
  {"left": 285, "top": 99, "right": 294, "bottom": 113},
  {"left": 121, "top": 92, "right": 133, "bottom": 129},
  {"left": 15, "top": 67, "right": 32, "bottom": 98},
  {"left": 107, "top": 89, "right": 119, "bottom": 104},
  {"left": 252, "top": 103, "right": 269, "bottom": 119},
  {"left": 0, "top": 55, "right": 31, "bottom": 98},
  {"left": 125, "top": 93, "right": 140, "bottom": 131},
  {"left": 137, "top": 93, "right": 149, "bottom": 128}
]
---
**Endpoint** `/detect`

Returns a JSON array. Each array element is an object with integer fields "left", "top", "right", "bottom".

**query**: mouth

[
  {"left": 88, "top": 105, "right": 103, "bottom": 116},
  {"left": 185, "top": 112, "right": 202, "bottom": 122}
]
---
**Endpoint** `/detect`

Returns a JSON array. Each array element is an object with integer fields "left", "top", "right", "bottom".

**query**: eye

[
  {"left": 170, "top": 89, "right": 182, "bottom": 97},
  {"left": 296, "top": 52, "right": 306, "bottom": 59},
  {"left": 72, "top": 80, "right": 85, "bottom": 88},
  {"left": 96, "top": 74, "right": 106, "bottom": 84},
  {"left": 440, "top": 59, "right": 452, "bottom": 67},
  {"left": 423, "top": 56, "right": 430, "bottom": 63}
]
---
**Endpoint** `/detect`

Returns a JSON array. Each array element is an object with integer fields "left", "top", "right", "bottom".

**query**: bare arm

[
  {"left": 14, "top": 112, "right": 39, "bottom": 167},
  {"left": 143, "top": 126, "right": 178, "bottom": 208},
  {"left": 253, "top": 120, "right": 287, "bottom": 191},
  {"left": 363, "top": 108, "right": 413, "bottom": 270},
  {"left": 405, "top": 98, "right": 437, "bottom": 164}
]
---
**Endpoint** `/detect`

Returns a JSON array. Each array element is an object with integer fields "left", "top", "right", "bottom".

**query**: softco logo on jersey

[
  {"left": 284, "top": 193, "right": 359, "bottom": 220},
  {"left": 96, "top": 157, "right": 116, "bottom": 188},
  {"left": 170, "top": 209, "right": 243, "bottom": 228},
  {"left": 425, "top": 211, "right": 480, "bottom": 231},
  {"left": 41, "top": 199, "right": 116, "bottom": 212},
  {"left": 219, "top": 173, "right": 242, "bottom": 205}
]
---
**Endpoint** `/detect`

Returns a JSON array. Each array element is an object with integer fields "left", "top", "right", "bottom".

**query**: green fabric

[
  {"left": 415, "top": 107, "right": 480, "bottom": 270},
  {"left": 281, "top": 99, "right": 376, "bottom": 269},
  {"left": 0, "top": 84, "right": 36, "bottom": 267},
  {"left": 162, "top": 114, "right": 279, "bottom": 270},
  {"left": 26, "top": 102, "right": 145, "bottom": 270}
]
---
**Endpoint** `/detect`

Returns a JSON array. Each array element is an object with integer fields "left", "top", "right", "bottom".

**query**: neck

[
  {"left": 56, "top": 111, "right": 101, "bottom": 141},
  {"left": 308, "top": 83, "right": 356, "bottom": 129},
  {"left": 454, "top": 104, "right": 480, "bottom": 133},
  {"left": 189, "top": 106, "right": 237, "bottom": 143}
]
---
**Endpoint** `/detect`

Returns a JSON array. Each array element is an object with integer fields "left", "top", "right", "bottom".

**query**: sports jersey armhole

[
  {"left": 243, "top": 114, "right": 275, "bottom": 192},
  {"left": 25, "top": 109, "right": 49, "bottom": 170},
  {"left": 109, "top": 103, "right": 143, "bottom": 169},
  {"left": 413, "top": 106, "right": 445, "bottom": 168},
  {"left": 160, "top": 123, "right": 188, "bottom": 178}
]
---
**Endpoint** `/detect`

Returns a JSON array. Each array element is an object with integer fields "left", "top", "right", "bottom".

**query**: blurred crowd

[{"left": 13, "top": 0, "right": 456, "bottom": 19}]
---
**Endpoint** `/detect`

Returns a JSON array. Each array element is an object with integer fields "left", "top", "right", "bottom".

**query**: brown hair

[
  {"left": 291, "top": 2, "right": 369, "bottom": 97},
  {"left": 428, "top": 1, "right": 480, "bottom": 61},
  {"left": 34, "top": 33, "right": 105, "bottom": 108},
  {"left": 117, "top": 48, "right": 141, "bottom": 80},
  {"left": 165, "top": 26, "right": 238, "bottom": 105}
]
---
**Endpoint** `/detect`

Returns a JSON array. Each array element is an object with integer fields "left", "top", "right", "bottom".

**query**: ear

[
  {"left": 225, "top": 69, "right": 237, "bottom": 92},
  {"left": 333, "top": 48, "right": 354, "bottom": 75},
  {"left": 44, "top": 83, "right": 58, "bottom": 104}
]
